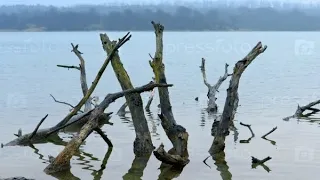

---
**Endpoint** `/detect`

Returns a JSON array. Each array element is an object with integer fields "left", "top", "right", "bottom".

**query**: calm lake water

[{"left": 1, "top": 31, "right": 320, "bottom": 180}]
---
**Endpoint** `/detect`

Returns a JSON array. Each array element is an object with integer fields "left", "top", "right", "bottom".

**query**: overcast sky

[{"left": 1, "top": 0, "right": 319, "bottom": 6}]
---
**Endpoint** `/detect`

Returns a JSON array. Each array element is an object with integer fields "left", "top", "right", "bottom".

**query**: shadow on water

[
  {"left": 91, "top": 147, "right": 113, "bottom": 180},
  {"left": 146, "top": 110, "right": 160, "bottom": 139},
  {"left": 157, "top": 163, "right": 184, "bottom": 180},
  {"left": 204, "top": 151, "right": 232, "bottom": 180},
  {"left": 122, "top": 152, "right": 151, "bottom": 180},
  {"left": 252, "top": 162, "right": 271, "bottom": 173}
]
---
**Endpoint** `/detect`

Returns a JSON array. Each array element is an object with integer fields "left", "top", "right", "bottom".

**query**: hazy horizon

[{"left": 1, "top": 0, "right": 320, "bottom": 7}]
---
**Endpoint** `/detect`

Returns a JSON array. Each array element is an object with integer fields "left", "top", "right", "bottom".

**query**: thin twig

[
  {"left": 50, "top": 94, "right": 84, "bottom": 113},
  {"left": 57, "top": 65, "right": 80, "bottom": 70},
  {"left": 261, "top": 127, "right": 277, "bottom": 139},
  {"left": 203, "top": 155, "right": 211, "bottom": 168},
  {"left": 29, "top": 114, "right": 49, "bottom": 140},
  {"left": 240, "top": 122, "right": 255, "bottom": 137}
]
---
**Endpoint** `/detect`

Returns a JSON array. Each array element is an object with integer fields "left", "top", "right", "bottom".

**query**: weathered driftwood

[
  {"left": 44, "top": 81, "right": 172, "bottom": 174},
  {"left": 2, "top": 33, "right": 131, "bottom": 147},
  {"left": 116, "top": 102, "right": 128, "bottom": 116},
  {"left": 200, "top": 58, "right": 231, "bottom": 112},
  {"left": 150, "top": 21, "right": 189, "bottom": 166},
  {"left": 209, "top": 42, "right": 267, "bottom": 155},
  {"left": 100, "top": 33, "right": 154, "bottom": 155},
  {"left": 239, "top": 122, "right": 255, "bottom": 144},
  {"left": 283, "top": 99, "right": 320, "bottom": 121}
]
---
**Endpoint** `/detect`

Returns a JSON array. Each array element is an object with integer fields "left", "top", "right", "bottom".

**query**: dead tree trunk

[
  {"left": 209, "top": 42, "right": 267, "bottom": 155},
  {"left": 150, "top": 21, "right": 189, "bottom": 166},
  {"left": 44, "top": 82, "right": 172, "bottom": 174},
  {"left": 57, "top": 43, "right": 92, "bottom": 112},
  {"left": 283, "top": 99, "right": 320, "bottom": 121},
  {"left": 200, "top": 58, "right": 231, "bottom": 112},
  {"left": 2, "top": 33, "right": 131, "bottom": 147},
  {"left": 100, "top": 33, "right": 154, "bottom": 156}
]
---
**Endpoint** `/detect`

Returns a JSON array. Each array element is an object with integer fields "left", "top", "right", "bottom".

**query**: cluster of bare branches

[{"left": 6, "top": 19, "right": 319, "bottom": 180}]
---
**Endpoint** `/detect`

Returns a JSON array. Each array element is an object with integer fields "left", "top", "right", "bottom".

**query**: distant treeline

[{"left": 1, "top": 5, "right": 320, "bottom": 31}]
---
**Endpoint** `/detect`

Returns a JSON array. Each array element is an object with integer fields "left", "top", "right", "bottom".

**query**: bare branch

[
  {"left": 54, "top": 32, "right": 132, "bottom": 129},
  {"left": 57, "top": 65, "right": 80, "bottom": 70},
  {"left": 213, "top": 63, "right": 230, "bottom": 90},
  {"left": 50, "top": 94, "right": 83, "bottom": 113},
  {"left": 284, "top": 99, "right": 320, "bottom": 121},
  {"left": 29, "top": 114, "right": 48, "bottom": 140},
  {"left": 240, "top": 122, "right": 255, "bottom": 137},
  {"left": 44, "top": 81, "right": 172, "bottom": 174},
  {"left": 210, "top": 41, "right": 267, "bottom": 155},
  {"left": 261, "top": 127, "right": 277, "bottom": 139},
  {"left": 200, "top": 58, "right": 211, "bottom": 88}
]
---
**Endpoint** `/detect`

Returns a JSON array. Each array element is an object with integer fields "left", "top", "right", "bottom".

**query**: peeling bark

[
  {"left": 44, "top": 81, "right": 172, "bottom": 174},
  {"left": 150, "top": 21, "right": 189, "bottom": 166},
  {"left": 100, "top": 33, "right": 154, "bottom": 156},
  {"left": 209, "top": 42, "right": 267, "bottom": 155},
  {"left": 283, "top": 99, "right": 320, "bottom": 121},
  {"left": 200, "top": 58, "right": 231, "bottom": 112}
]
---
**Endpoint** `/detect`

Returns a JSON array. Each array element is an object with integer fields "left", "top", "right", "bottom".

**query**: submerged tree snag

[
  {"left": 209, "top": 42, "right": 267, "bottom": 155},
  {"left": 200, "top": 58, "right": 231, "bottom": 112},
  {"left": 150, "top": 21, "right": 189, "bottom": 166},
  {"left": 283, "top": 99, "right": 320, "bottom": 121},
  {"left": 44, "top": 81, "right": 172, "bottom": 174},
  {"left": 57, "top": 43, "right": 93, "bottom": 112},
  {"left": 100, "top": 33, "right": 154, "bottom": 155},
  {"left": 3, "top": 33, "right": 131, "bottom": 147}
]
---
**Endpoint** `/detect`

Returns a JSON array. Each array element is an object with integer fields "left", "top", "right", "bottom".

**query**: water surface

[{"left": 1, "top": 31, "right": 320, "bottom": 180}]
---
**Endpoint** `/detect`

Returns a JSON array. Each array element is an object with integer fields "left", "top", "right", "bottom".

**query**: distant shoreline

[{"left": 2, "top": 28, "right": 320, "bottom": 32}]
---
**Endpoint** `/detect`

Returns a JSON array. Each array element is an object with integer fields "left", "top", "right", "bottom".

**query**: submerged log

[
  {"left": 100, "top": 33, "right": 154, "bottom": 155},
  {"left": 44, "top": 81, "right": 172, "bottom": 174},
  {"left": 283, "top": 99, "right": 320, "bottom": 121},
  {"left": 209, "top": 42, "right": 267, "bottom": 155},
  {"left": 200, "top": 58, "right": 231, "bottom": 112},
  {"left": 150, "top": 21, "right": 189, "bottom": 166}
]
